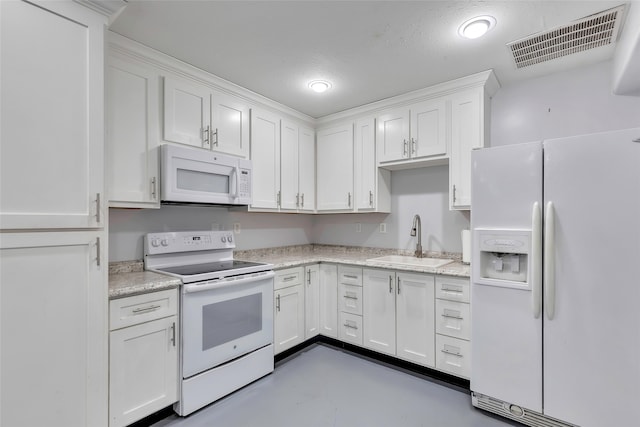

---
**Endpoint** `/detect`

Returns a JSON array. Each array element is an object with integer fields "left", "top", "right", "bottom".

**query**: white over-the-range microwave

[{"left": 161, "top": 144, "right": 252, "bottom": 206}]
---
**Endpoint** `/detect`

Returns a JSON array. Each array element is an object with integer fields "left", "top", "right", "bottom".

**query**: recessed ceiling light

[
  {"left": 458, "top": 15, "right": 496, "bottom": 39},
  {"left": 308, "top": 80, "right": 332, "bottom": 93}
]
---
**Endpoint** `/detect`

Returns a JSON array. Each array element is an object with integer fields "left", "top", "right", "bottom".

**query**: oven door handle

[{"left": 183, "top": 271, "right": 275, "bottom": 293}]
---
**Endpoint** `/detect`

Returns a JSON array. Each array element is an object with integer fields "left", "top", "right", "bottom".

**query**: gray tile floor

[{"left": 153, "top": 344, "right": 517, "bottom": 427}]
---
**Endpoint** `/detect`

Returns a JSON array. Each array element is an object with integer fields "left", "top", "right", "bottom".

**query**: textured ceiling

[{"left": 110, "top": 1, "right": 628, "bottom": 118}]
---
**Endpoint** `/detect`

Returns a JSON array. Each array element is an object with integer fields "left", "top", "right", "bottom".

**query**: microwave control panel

[{"left": 238, "top": 168, "right": 251, "bottom": 198}]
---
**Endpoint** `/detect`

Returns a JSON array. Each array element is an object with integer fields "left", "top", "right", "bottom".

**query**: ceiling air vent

[{"left": 507, "top": 5, "right": 625, "bottom": 69}]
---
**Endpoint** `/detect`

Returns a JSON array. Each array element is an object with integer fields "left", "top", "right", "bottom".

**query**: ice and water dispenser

[{"left": 473, "top": 229, "right": 531, "bottom": 289}]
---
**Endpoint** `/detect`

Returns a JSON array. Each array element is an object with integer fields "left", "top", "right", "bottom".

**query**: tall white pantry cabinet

[{"left": 0, "top": 1, "right": 110, "bottom": 426}]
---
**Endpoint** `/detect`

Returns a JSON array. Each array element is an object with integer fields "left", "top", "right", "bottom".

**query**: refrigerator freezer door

[
  {"left": 470, "top": 141, "right": 543, "bottom": 412},
  {"left": 542, "top": 128, "right": 640, "bottom": 427}
]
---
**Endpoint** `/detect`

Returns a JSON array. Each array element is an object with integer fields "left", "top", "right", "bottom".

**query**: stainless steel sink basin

[{"left": 366, "top": 255, "right": 454, "bottom": 268}]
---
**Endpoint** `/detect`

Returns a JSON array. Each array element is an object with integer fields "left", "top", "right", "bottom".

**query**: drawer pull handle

[
  {"left": 283, "top": 276, "right": 296, "bottom": 282},
  {"left": 343, "top": 294, "right": 358, "bottom": 300},
  {"left": 132, "top": 304, "right": 161, "bottom": 314},
  {"left": 343, "top": 323, "right": 358, "bottom": 330},
  {"left": 170, "top": 322, "right": 176, "bottom": 347},
  {"left": 343, "top": 274, "right": 358, "bottom": 279},
  {"left": 276, "top": 294, "right": 281, "bottom": 312},
  {"left": 441, "top": 285, "right": 463, "bottom": 293},
  {"left": 441, "top": 349, "right": 463, "bottom": 357},
  {"left": 441, "top": 313, "right": 464, "bottom": 320}
]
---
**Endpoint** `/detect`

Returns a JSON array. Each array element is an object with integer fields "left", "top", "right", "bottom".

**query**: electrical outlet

[
  {"left": 379, "top": 223, "right": 387, "bottom": 233},
  {"left": 356, "top": 223, "right": 362, "bottom": 233},
  {"left": 233, "top": 223, "right": 241, "bottom": 234}
]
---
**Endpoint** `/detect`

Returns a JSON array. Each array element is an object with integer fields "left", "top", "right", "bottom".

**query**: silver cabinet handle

[
  {"left": 397, "top": 277, "right": 401, "bottom": 294},
  {"left": 348, "top": 192, "right": 352, "bottom": 207},
  {"left": 276, "top": 294, "right": 281, "bottom": 312},
  {"left": 633, "top": 138, "right": 640, "bottom": 143},
  {"left": 282, "top": 276, "right": 296, "bottom": 282},
  {"left": 343, "top": 274, "right": 358, "bottom": 279},
  {"left": 202, "top": 125, "right": 210, "bottom": 146},
  {"left": 411, "top": 137, "right": 417, "bottom": 154},
  {"left": 441, "top": 313, "right": 464, "bottom": 320},
  {"left": 132, "top": 304, "right": 161, "bottom": 314},
  {"left": 95, "top": 193, "right": 101, "bottom": 224},
  {"left": 452, "top": 184, "right": 457, "bottom": 203},
  {"left": 343, "top": 322, "right": 358, "bottom": 330},
  {"left": 403, "top": 139, "right": 408, "bottom": 157},
  {"left": 96, "top": 237, "right": 101, "bottom": 266},
  {"left": 301, "top": 193, "right": 305, "bottom": 207},
  {"left": 212, "top": 127, "right": 218, "bottom": 146},
  {"left": 277, "top": 190, "right": 281, "bottom": 207},
  {"left": 307, "top": 269, "right": 311, "bottom": 285},
  {"left": 389, "top": 276, "right": 393, "bottom": 293},
  {"left": 170, "top": 322, "right": 176, "bottom": 347},
  {"left": 343, "top": 294, "right": 358, "bottom": 300},
  {"left": 441, "top": 349, "right": 463, "bottom": 357},
  {"left": 296, "top": 193, "right": 300, "bottom": 207},
  {"left": 151, "top": 177, "right": 157, "bottom": 200},
  {"left": 369, "top": 190, "right": 373, "bottom": 207}
]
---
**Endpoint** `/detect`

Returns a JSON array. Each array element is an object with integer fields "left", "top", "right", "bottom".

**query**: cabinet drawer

[
  {"left": 435, "top": 275, "right": 470, "bottom": 303},
  {"left": 339, "top": 312, "right": 363, "bottom": 346},
  {"left": 436, "top": 334, "right": 470, "bottom": 379},
  {"left": 339, "top": 283, "right": 363, "bottom": 315},
  {"left": 274, "top": 267, "right": 304, "bottom": 290},
  {"left": 338, "top": 265, "right": 362, "bottom": 286},
  {"left": 435, "top": 299, "right": 470, "bottom": 340},
  {"left": 110, "top": 289, "right": 178, "bottom": 331}
]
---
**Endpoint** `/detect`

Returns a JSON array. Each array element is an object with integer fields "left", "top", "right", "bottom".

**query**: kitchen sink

[{"left": 366, "top": 255, "right": 454, "bottom": 268}]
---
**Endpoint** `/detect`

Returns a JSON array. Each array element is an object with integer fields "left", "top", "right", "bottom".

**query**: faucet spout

[{"left": 411, "top": 214, "right": 423, "bottom": 258}]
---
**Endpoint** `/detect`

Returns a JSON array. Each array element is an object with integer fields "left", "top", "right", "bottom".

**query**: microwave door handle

[{"left": 232, "top": 166, "right": 240, "bottom": 200}]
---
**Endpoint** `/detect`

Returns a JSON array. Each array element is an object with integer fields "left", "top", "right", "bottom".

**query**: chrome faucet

[{"left": 410, "top": 214, "right": 423, "bottom": 258}]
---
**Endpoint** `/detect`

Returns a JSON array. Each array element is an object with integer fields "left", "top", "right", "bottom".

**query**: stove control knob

[
  {"left": 161, "top": 239, "right": 169, "bottom": 247},
  {"left": 227, "top": 235, "right": 233, "bottom": 243},
  {"left": 221, "top": 236, "right": 227, "bottom": 243},
  {"left": 151, "top": 238, "right": 160, "bottom": 247}
]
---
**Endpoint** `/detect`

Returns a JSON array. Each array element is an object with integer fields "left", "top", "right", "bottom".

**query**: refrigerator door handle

[
  {"left": 531, "top": 201, "right": 542, "bottom": 319},
  {"left": 544, "top": 201, "right": 556, "bottom": 320}
]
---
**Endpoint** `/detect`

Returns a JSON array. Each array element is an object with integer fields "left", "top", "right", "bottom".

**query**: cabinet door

[
  {"left": 376, "top": 109, "right": 409, "bottom": 162},
  {"left": 211, "top": 91, "right": 249, "bottom": 158},
  {"left": 110, "top": 316, "right": 178, "bottom": 427},
  {"left": 298, "top": 126, "right": 316, "bottom": 212},
  {"left": 355, "top": 117, "right": 376, "bottom": 211},
  {"left": 280, "top": 120, "right": 299, "bottom": 210},
  {"left": 450, "top": 88, "right": 482, "bottom": 210},
  {"left": 319, "top": 264, "right": 338, "bottom": 338},
  {"left": 163, "top": 77, "right": 211, "bottom": 149},
  {"left": 274, "top": 284, "right": 305, "bottom": 354},
  {"left": 250, "top": 109, "right": 281, "bottom": 209},
  {"left": 316, "top": 124, "right": 354, "bottom": 211},
  {"left": 1, "top": 0, "right": 105, "bottom": 229},
  {"left": 0, "top": 231, "right": 107, "bottom": 427},
  {"left": 107, "top": 56, "right": 160, "bottom": 208},
  {"left": 410, "top": 98, "right": 448, "bottom": 158},
  {"left": 304, "top": 265, "right": 320, "bottom": 339},
  {"left": 396, "top": 273, "right": 435, "bottom": 367},
  {"left": 363, "top": 269, "right": 396, "bottom": 356}
]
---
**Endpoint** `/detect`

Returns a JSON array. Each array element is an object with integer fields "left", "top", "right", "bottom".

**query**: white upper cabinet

[
  {"left": 250, "top": 109, "right": 281, "bottom": 210},
  {"left": 316, "top": 123, "right": 354, "bottom": 211},
  {"left": 298, "top": 126, "right": 316, "bottom": 212},
  {"left": 354, "top": 117, "right": 390, "bottom": 212},
  {"left": 280, "top": 120, "right": 300, "bottom": 210},
  {"left": 1, "top": 0, "right": 105, "bottom": 229},
  {"left": 450, "top": 87, "right": 485, "bottom": 210},
  {"left": 163, "top": 77, "right": 249, "bottom": 158},
  {"left": 107, "top": 56, "right": 160, "bottom": 208},
  {"left": 376, "top": 98, "right": 448, "bottom": 167}
]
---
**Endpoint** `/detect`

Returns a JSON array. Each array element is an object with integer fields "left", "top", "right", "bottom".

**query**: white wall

[
  {"left": 312, "top": 166, "right": 470, "bottom": 254},
  {"left": 109, "top": 206, "right": 314, "bottom": 261},
  {"left": 491, "top": 60, "right": 640, "bottom": 147}
]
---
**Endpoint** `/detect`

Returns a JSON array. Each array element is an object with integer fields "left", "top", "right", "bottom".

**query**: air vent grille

[{"left": 508, "top": 6, "right": 625, "bottom": 69}]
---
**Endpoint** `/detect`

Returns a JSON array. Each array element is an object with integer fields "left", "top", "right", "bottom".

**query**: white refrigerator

[{"left": 470, "top": 127, "right": 640, "bottom": 427}]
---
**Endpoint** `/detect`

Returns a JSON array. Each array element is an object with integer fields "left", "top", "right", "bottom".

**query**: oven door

[{"left": 181, "top": 271, "right": 274, "bottom": 378}]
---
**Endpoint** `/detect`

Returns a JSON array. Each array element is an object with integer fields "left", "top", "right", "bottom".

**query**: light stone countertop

[
  {"left": 109, "top": 260, "right": 181, "bottom": 299},
  {"left": 109, "top": 245, "right": 470, "bottom": 299}
]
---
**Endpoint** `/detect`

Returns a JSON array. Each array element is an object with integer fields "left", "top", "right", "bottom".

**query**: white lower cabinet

[
  {"left": 304, "top": 264, "right": 320, "bottom": 339},
  {"left": 109, "top": 289, "right": 178, "bottom": 427},
  {"left": 434, "top": 276, "right": 471, "bottom": 378},
  {"left": 363, "top": 269, "right": 436, "bottom": 367},
  {"left": 319, "top": 264, "right": 338, "bottom": 338},
  {"left": 274, "top": 267, "right": 305, "bottom": 354},
  {"left": 339, "top": 312, "right": 363, "bottom": 346},
  {"left": 337, "top": 266, "right": 363, "bottom": 345}
]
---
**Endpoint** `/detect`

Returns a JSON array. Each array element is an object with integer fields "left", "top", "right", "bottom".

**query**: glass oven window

[
  {"left": 177, "top": 168, "right": 229, "bottom": 194},
  {"left": 201, "top": 294, "right": 262, "bottom": 350}
]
